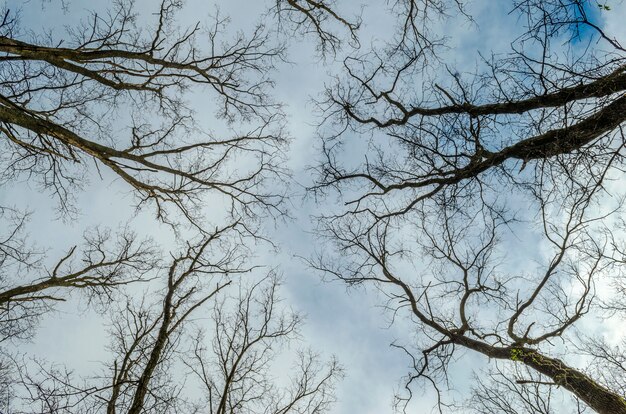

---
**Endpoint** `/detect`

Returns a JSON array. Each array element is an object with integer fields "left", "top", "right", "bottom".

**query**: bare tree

[
  {"left": 272, "top": 0, "right": 361, "bottom": 56},
  {"left": 186, "top": 273, "right": 341, "bottom": 414},
  {"left": 313, "top": 0, "right": 626, "bottom": 413},
  {"left": 6, "top": 226, "right": 341, "bottom": 414},
  {"left": 0, "top": 0, "right": 288, "bottom": 227},
  {"left": 467, "top": 364, "right": 572, "bottom": 414},
  {"left": 0, "top": 206, "right": 156, "bottom": 342},
  {"left": 0, "top": 2, "right": 345, "bottom": 413},
  {"left": 6, "top": 223, "right": 242, "bottom": 413}
]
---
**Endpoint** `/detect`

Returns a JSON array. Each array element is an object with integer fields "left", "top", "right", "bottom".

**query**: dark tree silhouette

[
  {"left": 273, "top": 0, "right": 360, "bottom": 56},
  {"left": 0, "top": 0, "right": 288, "bottom": 227},
  {"left": 0, "top": 1, "right": 342, "bottom": 413},
  {"left": 6, "top": 226, "right": 341, "bottom": 414},
  {"left": 0, "top": 216, "right": 156, "bottom": 342},
  {"left": 313, "top": 0, "right": 626, "bottom": 413}
]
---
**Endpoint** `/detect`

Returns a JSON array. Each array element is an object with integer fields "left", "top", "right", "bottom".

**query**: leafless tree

[
  {"left": 185, "top": 273, "right": 341, "bottom": 414},
  {"left": 0, "top": 0, "right": 288, "bottom": 227},
  {"left": 0, "top": 206, "right": 156, "bottom": 342},
  {"left": 5, "top": 223, "right": 242, "bottom": 413},
  {"left": 0, "top": 2, "right": 345, "bottom": 413},
  {"left": 466, "top": 363, "right": 584, "bottom": 414},
  {"left": 272, "top": 0, "right": 361, "bottom": 56},
  {"left": 6, "top": 226, "right": 340, "bottom": 414},
  {"left": 313, "top": 1, "right": 626, "bottom": 413}
]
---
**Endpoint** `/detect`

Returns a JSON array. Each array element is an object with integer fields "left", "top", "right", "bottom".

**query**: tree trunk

[
  {"left": 510, "top": 348, "right": 626, "bottom": 414},
  {"left": 455, "top": 336, "right": 626, "bottom": 414}
]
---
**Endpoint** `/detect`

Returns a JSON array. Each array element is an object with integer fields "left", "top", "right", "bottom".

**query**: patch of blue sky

[{"left": 568, "top": 0, "right": 610, "bottom": 44}]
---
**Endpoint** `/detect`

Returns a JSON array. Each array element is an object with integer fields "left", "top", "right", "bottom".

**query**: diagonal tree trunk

[{"left": 455, "top": 336, "right": 626, "bottom": 414}]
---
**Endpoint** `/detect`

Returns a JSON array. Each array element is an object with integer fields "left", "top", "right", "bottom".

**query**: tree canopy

[{"left": 1, "top": 1, "right": 625, "bottom": 413}]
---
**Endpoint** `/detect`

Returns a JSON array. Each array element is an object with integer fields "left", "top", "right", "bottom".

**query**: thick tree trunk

[
  {"left": 454, "top": 336, "right": 626, "bottom": 414},
  {"left": 510, "top": 348, "right": 626, "bottom": 414}
]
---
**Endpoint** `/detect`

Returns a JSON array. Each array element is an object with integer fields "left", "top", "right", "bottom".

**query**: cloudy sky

[{"left": 3, "top": 0, "right": 626, "bottom": 413}]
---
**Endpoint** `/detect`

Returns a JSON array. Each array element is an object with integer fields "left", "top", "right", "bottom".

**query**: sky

[{"left": 2, "top": 0, "right": 626, "bottom": 413}]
